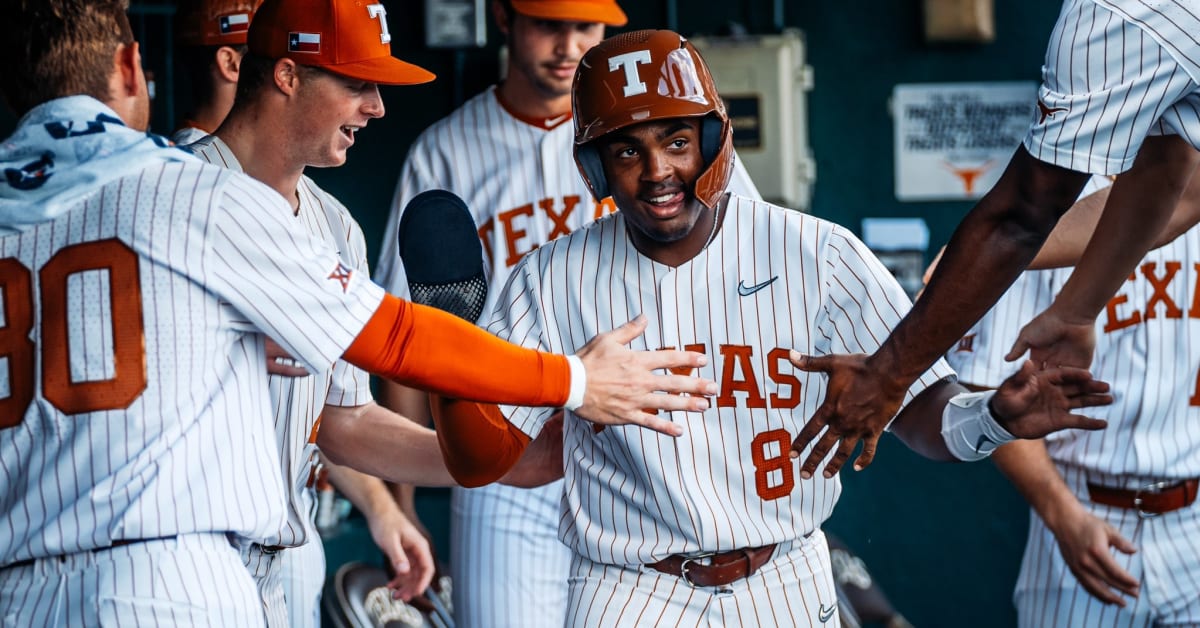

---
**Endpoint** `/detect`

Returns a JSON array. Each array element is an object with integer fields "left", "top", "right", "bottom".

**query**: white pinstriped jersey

[
  {"left": 189, "top": 136, "right": 373, "bottom": 548},
  {"left": 487, "top": 193, "right": 956, "bottom": 565},
  {"left": 1024, "top": 0, "right": 1200, "bottom": 174},
  {"left": 0, "top": 98, "right": 384, "bottom": 566},
  {"left": 946, "top": 192, "right": 1200, "bottom": 478}
]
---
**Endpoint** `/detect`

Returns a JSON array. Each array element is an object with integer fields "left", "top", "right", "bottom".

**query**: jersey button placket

[{"left": 657, "top": 268, "right": 710, "bottom": 543}]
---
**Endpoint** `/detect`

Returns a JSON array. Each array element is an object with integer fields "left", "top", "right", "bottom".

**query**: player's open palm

[
  {"left": 789, "top": 352, "right": 910, "bottom": 478},
  {"left": 1006, "top": 305, "right": 1097, "bottom": 369},
  {"left": 990, "top": 360, "right": 1111, "bottom": 439},
  {"left": 1049, "top": 501, "right": 1139, "bottom": 606},
  {"left": 574, "top": 316, "right": 716, "bottom": 436}
]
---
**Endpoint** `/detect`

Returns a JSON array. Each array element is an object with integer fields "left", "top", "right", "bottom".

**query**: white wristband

[
  {"left": 941, "top": 390, "right": 1016, "bottom": 461},
  {"left": 564, "top": 354, "right": 586, "bottom": 411}
]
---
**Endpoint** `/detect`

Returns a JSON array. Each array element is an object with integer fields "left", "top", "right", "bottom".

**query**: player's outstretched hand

[
  {"left": 991, "top": 360, "right": 1111, "bottom": 439},
  {"left": 1005, "top": 304, "right": 1097, "bottom": 369},
  {"left": 369, "top": 506, "right": 435, "bottom": 602},
  {"left": 574, "top": 316, "right": 716, "bottom": 436},
  {"left": 1047, "top": 501, "right": 1139, "bottom": 606},
  {"left": 500, "top": 411, "right": 565, "bottom": 488},
  {"left": 264, "top": 337, "right": 309, "bottom": 377},
  {"left": 788, "top": 352, "right": 910, "bottom": 478}
]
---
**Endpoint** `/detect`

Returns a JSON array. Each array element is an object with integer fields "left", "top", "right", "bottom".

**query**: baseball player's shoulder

[
  {"left": 185, "top": 135, "right": 244, "bottom": 172},
  {"left": 409, "top": 86, "right": 498, "bottom": 152},
  {"left": 300, "top": 175, "right": 352, "bottom": 219},
  {"left": 523, "top": 209, "right": 619, "bottom": 265},
  {"left": 301, "top": 174, "right": 369, "bottom": 248},
  {"left": 727, "top": 193, "right": 847, "bottom": 253}
]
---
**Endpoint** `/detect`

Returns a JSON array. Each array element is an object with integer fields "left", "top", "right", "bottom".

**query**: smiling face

[
  {"left": 290, "top": 65, "right": 384, "bottom": 167},
  {"left": 503, "top": 12, "right": 604, "bottom": 101},
  {"left": 598, "top": 117, "right": 719, "bottom": 265}
]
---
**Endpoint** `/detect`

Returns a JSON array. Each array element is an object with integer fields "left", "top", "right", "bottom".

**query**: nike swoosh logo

[
  {"left": 737, "top": 276, "right": 778, "bottom": 297},
  {"left": 975, "top": 433, "right": 995, "bottom": 454},
  {"left": 544, "top": 114, "right": 569, "bottom": 127},
  {"left": 818, "top": 603, "right": 836, "bottom": 623}
]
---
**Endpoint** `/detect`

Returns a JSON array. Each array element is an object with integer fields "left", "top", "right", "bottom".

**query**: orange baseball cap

[
  {"left": 509, "top": 0, "right": 627, "bottom": 26},
  {"left": 248, "top": 0, "right": 436, "bottom": 86},
  {"left": 175, "top": 0, "right": 263, "bottom": 47}
]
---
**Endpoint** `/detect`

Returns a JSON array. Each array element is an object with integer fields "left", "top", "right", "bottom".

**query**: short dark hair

[
  {"left": 0, "top": 0, "right": 135, "bottom": 116},
  {"left": 232, "top": 51, "right": 275, "bottom": 105},
  {"left": 231, "top": 53, "right": 334, "bottom": 107}
]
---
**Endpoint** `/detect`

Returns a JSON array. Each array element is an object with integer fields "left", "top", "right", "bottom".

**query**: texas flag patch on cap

[
  {"left": 288, "top": 32, "right": 321, "bottom": 53},
  {"left": 218, "top": 13, "right": 251, "bottom": 34}
]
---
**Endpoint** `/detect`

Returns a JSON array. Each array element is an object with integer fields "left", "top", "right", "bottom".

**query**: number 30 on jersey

[{"left": 1, "top": 239, "right": 146, "bottom": 428}]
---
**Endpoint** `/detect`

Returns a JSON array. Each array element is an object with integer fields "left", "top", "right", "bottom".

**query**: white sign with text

[{"left": 893, "top": 82, "right": 1036, "bottom": 200}]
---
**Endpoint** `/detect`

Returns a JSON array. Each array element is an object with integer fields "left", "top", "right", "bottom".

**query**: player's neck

[
  {"left": 629, "top": 196, "right": 728, "bottom": 268},
  {"left": 496, "top": 76, "right": 570, "bottom": 121},
  {"left": 215, "top": 114, "right": 305, "bottom": 212},
  {"left": 181, "top": 99, "right": 233, "bottom": 136}
]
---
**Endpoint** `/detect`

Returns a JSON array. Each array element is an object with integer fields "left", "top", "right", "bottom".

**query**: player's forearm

[
  {"left": 317, "top": 402, "right": 456, "bottom": 486},
  {"left": 430, "top": 396, "right": 531, "bottom": 488},
  {"left": 322, "top": 455, "right": 403, "bottom": 521},
  {"left": 1051, "top": 137, "right": 1200, "bottom": 320},
  {"left": 887, "top": 379, "right": 963, "bottom": 461},
  {"left": 877, "top": 148, "right": 1088, "bottom": 383},
  {"left": 1027, "top": 185, "right": 1109, "bottom": 270},
  {"left": 342, "top": 294, "right": 574, "bottom": 407},
  {"left": 992, "top": 439, "right": 1080, "bottom": 531},
  {"left": 375, "top": 380, "right": 434, "bottom": 522}
]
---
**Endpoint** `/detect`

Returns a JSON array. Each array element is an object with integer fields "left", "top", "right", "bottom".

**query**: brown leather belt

[
  {"left": 646, "top": 544, "right": 777, "bottom": 587},
  {"left": 1087, "top": 478, "right": 1199, "bottom": 517},
  {"left": 2, "top": 536, "right": 177, "bottom": 571}
]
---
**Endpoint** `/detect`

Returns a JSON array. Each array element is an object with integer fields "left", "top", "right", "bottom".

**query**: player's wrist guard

[
  {"left": 564, "top": 354, "right": 586, "bottom": 411},
  {"left": 941, "top": 390, "right": 1015, "bottom": 461}
]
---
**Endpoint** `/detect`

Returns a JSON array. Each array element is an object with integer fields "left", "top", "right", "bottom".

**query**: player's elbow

[
  {"left": 446, "top": 463, "right": 508, "bottom": 489},
  {"left": 440, "top": 438, "right": 522, "bottom": 488},
  {"left": 976, "top": 148, "right": 1088, "bottom": 249}
]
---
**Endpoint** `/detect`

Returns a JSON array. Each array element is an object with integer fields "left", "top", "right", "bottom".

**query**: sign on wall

[{"left": 892, "top": 82, "right": 1036, "bottom": 201}]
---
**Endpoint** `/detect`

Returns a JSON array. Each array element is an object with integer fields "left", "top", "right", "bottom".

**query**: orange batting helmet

[{"left": 572, "top": 29, "right": 733, "bottom": 209}]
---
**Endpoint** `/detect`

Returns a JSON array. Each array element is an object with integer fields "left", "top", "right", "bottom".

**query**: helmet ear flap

[
  {"left": 694, "top": 116, "right": 734, "bottom": 208},
  {"left": 700, "top": 114, "right": 723, "bottom": 164},
  {"left": 575, "top": 143, "right": 609, "bottom": 201}
]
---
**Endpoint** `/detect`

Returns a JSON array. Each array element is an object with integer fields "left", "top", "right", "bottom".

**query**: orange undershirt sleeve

[
  {"left": 342, "top": 294, "right": 571, "bottom": 406},
  {"left": 429, "top": 396, "right": 531, "bottom": 487}
]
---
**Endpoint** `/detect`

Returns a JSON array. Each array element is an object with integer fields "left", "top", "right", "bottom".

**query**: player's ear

[
  {"left": 491, "top": 0, "right": 511, "bottom": 36},
  {"left": 215, "top": 46, "right": 243, "bottom": 85},
  {"left": 273, "top": 58, "right": 300, "bottom": 96},
  {"left": 110, "top": 41, "right": 143, "bottom": 100}
]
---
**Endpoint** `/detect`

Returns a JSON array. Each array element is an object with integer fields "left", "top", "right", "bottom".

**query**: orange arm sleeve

[
  {"left": 429, "top": 396, "right": 531, "bottom": 488},
  {"left": 342, "top": 294, "right": 570, "bottom": 406}
]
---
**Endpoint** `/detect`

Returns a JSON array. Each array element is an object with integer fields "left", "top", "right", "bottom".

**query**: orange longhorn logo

[{"left": 944, "top": 160, "right": 996, "bottom": 195}]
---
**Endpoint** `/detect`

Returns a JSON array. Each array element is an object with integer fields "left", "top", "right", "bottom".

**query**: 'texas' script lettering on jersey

[
  {"left": 659, "top": 343, "right": 802, "bottom": 410},
  {"left": 477, "top": 195, "right": 617, "bottom": 267},
  {"left": 1103, "top": 261, "right": 1200, "bottom": 333}
]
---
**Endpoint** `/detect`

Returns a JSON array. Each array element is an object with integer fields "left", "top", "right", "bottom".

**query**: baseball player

[
  {"left": 172, "top": 0, "right": 262, "bottom": 146},
  {"left": 374, "top": 3, "right": 765, "bottom": 625},
  {"left": 0, "top": 3, "right": 714, "bottom": 624},
  {"left": 946, "top": 175, "right": 1200, "bottom": 626},
  {"left": 182, "top": 0, "right": 610, "bottom": 624},
  {"left": 794, "top": 0, "right": 1200, "bottom": 480},
  {"left": 429, "top": 30, "right": 1112, "bottom": 627}
]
